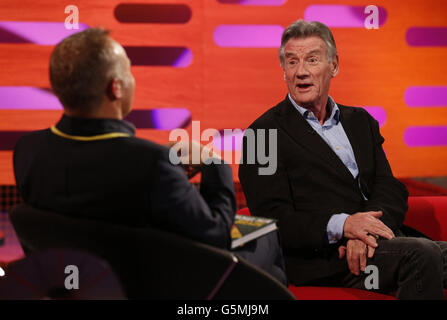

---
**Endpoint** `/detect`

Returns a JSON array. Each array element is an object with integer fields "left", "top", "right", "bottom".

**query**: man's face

[
  {"left": 283, "top": 36, "right": 338, "bottom": 108},
  {"left": 109, "top": 39, "right": 135, "bottom": 117}
]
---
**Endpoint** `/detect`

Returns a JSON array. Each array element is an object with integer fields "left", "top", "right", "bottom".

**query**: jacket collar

[
  {"left": 55, "top": 114, "right": 136, "bottom": 137},
  {"left": 275, "top": 95, "right": 360, "bottom": 181},
  {"left": 287, "top": 94, "right": 341, "bottom": 125}
]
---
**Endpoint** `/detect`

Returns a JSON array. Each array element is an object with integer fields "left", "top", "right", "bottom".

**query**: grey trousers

[
  {"left": 335, "top": 237, "right": 447, "bottom": 299},
  {"left": 233, "top": 230, "right": 288, "bottom": 286}
]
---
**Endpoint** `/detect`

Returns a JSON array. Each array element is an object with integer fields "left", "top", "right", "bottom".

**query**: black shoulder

[
  {"left": 246, "top": 99, "right": 286, "bottom": 130},
  {"left": 337, "top": 103, "right": 377, "bottom": 123},
  {"left": 14, "top": 129, "right": 51, "bottom": 151},
  {"left": 114, "top": 136, "right": 172, "bottom": 163}
]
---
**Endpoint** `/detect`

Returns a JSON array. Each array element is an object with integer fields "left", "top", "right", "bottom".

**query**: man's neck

[
  {"left": 299, "top": 98, "right": 330, "bottom": 125},
  {"left": 64, "top": 103, "right": 124, "bottom": 120}
]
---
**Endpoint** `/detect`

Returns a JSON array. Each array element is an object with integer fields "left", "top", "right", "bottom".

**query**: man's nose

[{"left": 296, "top": 61, "right": 310, "bottom": 78}]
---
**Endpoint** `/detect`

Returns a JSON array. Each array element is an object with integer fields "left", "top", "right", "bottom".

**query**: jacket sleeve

[
  {"left": 362, "top": 113, "right": 409, "bottom": 232},
  {"left": 148, "top": 147, "right": 236, "bottom": 249},
  {"left": 238, "top": 127, "right": 333, "bottom": 251}
]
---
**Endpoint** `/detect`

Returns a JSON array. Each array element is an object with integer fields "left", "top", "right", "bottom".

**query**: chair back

[
  {"left": 0, "top": 248, "right": 125, "bottom": 299},
  {"left": 9, "top": 204, "right": 295, "bottom": 299}
]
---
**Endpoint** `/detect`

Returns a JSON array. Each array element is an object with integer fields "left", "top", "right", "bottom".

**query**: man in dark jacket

[
  {"left": 14, "top": 28, "right": 286, "bottom": 285},
  {"left": 239, "top": 20, "right": 447, "bottom": 299}
]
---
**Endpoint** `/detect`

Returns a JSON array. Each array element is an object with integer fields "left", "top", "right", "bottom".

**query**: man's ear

[
  {"left": 107, "top": 77, "right": 123, "bottom": 100},
  {"left": 331, "top": 54, "right": 339, "bottom": 78}
]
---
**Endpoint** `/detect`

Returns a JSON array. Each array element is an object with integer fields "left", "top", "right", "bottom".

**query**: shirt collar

[
  {"left": 55, "top": 114, "right": 136, "bottom": 137},
  {"left": 288, "top": 94, "right": 340, "bottom": 125}
]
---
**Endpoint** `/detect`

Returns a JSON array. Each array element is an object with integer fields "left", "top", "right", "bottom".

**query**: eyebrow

[{"left": 284, "top": 48, "right": 323, "bottom": 58}]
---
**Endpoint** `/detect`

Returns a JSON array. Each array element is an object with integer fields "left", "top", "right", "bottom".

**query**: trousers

[
  {"left": 307, "top": 237, "right": 447, "bottom": 299},
  {"left": 233, "top": 230, "right": 288, "bottom": 286}
]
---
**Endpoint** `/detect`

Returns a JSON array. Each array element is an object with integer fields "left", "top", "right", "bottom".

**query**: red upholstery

[
  {"left": 405, "top": 196, "right": 447, "bottom": 241},
  {"left": 288, "top": 286, "right": 395, "bottom": 300},
  {"left": 237, "top": 207, "right": 251, "bottom": 216},
  {"left": 236, "top": 196, "right": 447, "bottom": 300}
]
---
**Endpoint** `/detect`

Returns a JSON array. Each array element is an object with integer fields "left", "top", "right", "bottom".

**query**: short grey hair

[
  {"left": 278, "top": 19, "right": 337, "bottom": 68},
  {"left": 50, "top": 27, "right": 117, "bottom": 111}
]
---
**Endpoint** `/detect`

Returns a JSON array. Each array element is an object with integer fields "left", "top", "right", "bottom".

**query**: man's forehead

[{"left": 284, "top": 36, "right": 325, "bottom": 54}]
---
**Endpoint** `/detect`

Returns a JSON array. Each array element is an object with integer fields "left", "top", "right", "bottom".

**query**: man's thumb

[{"left": 368, "top": 211, "right": 383, "bottom": 218}]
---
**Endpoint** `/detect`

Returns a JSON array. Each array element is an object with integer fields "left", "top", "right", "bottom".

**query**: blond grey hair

[{"left": 279, "top": 20, "right": 337, "bottom": 68}]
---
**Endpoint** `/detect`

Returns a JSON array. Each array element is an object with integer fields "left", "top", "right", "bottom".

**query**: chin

[{"left": 292, "top": 96, "right": 317, "bottom": 107}]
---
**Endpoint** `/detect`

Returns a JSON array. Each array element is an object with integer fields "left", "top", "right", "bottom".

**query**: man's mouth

[{"left": 296, "top": 83, "right": 313, "bottom": 90}]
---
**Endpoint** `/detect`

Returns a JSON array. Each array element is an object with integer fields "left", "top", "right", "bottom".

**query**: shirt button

[{"left": 336, "top": 146, "right": 340, "bottom": 150}]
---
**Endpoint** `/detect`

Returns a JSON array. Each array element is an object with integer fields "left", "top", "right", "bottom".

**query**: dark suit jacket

[
  {"left": 14, "top": 115, "right": 236, "bottom": 249},
  {"left": 238, "top": 96, "right": 409, "bottom": 285}
]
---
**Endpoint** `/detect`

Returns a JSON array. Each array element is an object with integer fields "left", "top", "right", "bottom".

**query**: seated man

[
  {"left": 13, "top": 28, "right": 286, "bottom": 285},
  {"left": 238, "top": 19, "right": 447, "bottom": 299}
]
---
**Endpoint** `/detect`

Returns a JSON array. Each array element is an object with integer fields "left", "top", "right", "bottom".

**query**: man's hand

[
  {"left": 166, "top": 140, "right": 221, "bottom": 178},
  {"left": 338, "top": 236, "right": 377, "bottom": 276},
  {"left": 343, "top": 211, "right": 394, "bottom": 248}
]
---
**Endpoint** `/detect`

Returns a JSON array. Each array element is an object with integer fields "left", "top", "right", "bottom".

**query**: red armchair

[{"left": 237, "top": 196, "right": 447, "bottom": 300}]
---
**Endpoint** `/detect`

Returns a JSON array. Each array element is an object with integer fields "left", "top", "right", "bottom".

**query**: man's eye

[{"left": 308, "top": 57, "right": 319, "bottom": 63}]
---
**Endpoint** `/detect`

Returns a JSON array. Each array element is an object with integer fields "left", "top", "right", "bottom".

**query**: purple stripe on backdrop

[
  {"left": 114, "top": 4, "right": 191, "bottom": 23},
  {"left": 0, "top": 131, "right": 29, "bottom": 150},
  {"left": 125, "top": 109, "right": 191, "bottom": 130},
  {"left": 404, "top": 86, "right": 447, "bottom": 107},
  {"left": 217, "top": 0, "right": 285, "bottom": 5},
  {"left": 0, "top": 22, "right": 89, "bottom": 44},
  {"left": 406, "top": 27, "right": 447, "bottom": 46},
  {"left": 304, "top": 5, "right": 387, "bottom": 27},
  {"left": 0, "top": 87, "right": 191, "bottom": 128},
  {"left": 213, "top": 25, "right": 283, "bottom": 47},
  {"left": 363, "top": 107, "right": 387, "bottom": 127},
  {"left": 404, "top": 126, "right": 447, "bottom": 147},
  {"left": 124, "top": 46, "right": 193, "bottom": 67},
  {"left": 0, "top": 22, "right": 192, "bottom": 67},
  {"left": 0, "top": 87, "right": 62, "bottom": 110}
]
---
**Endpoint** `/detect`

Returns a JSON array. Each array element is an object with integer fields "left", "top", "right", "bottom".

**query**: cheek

[{"left": 285, "top": 73, "right": 295, "bottom": 86}]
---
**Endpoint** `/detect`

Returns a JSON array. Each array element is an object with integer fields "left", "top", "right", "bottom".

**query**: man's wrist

[{"left": 327, "top": 213, "right": 350, "bottom": 244}]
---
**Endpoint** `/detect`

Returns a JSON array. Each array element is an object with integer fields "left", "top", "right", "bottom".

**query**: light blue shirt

[{"left": 288, "top": 94, "right": 362, "bottom": 244}]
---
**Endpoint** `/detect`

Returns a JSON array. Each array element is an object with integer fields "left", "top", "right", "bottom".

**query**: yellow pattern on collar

[{"left": 50, "top": 126, "right": 131, "bottom": 141}]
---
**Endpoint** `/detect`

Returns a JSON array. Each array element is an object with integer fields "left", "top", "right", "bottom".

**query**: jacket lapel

[
  {"left": 275, "top": 97, "right": 356, "bottom": 182},
  {"left": 338, "top": 105, "right": 368, "bottom": 177}
]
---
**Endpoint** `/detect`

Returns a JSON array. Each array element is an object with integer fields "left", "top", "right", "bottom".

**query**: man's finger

[
  {"left": 361, "top": 234, "right": 378, "bottom": 248},
  {"left": 368, "top": 219, "right": 395, "bottom": 239},
  {"left": 360, "top": 247, "right": 367, "bottom": 272},
  {"left": 347, "top": 246, "right": 360, "bottom": 276},
  {"left": 367, "top": 245, "right": 375, "bottom": 259},
  {"left": 370, "top": 226, "right": 394, "bottom": 240},
  {"left": 338, "top": 246, "right": 346, "bottom": 259}
]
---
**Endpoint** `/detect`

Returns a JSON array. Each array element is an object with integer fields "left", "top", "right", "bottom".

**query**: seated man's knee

[{"left": 402, "top": 237, "right": 442, "bottom": 263}]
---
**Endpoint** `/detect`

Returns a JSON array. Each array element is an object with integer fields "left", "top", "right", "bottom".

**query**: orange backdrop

[{"left": 0, "top": 0, "right": 446, "bottom": 184}]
